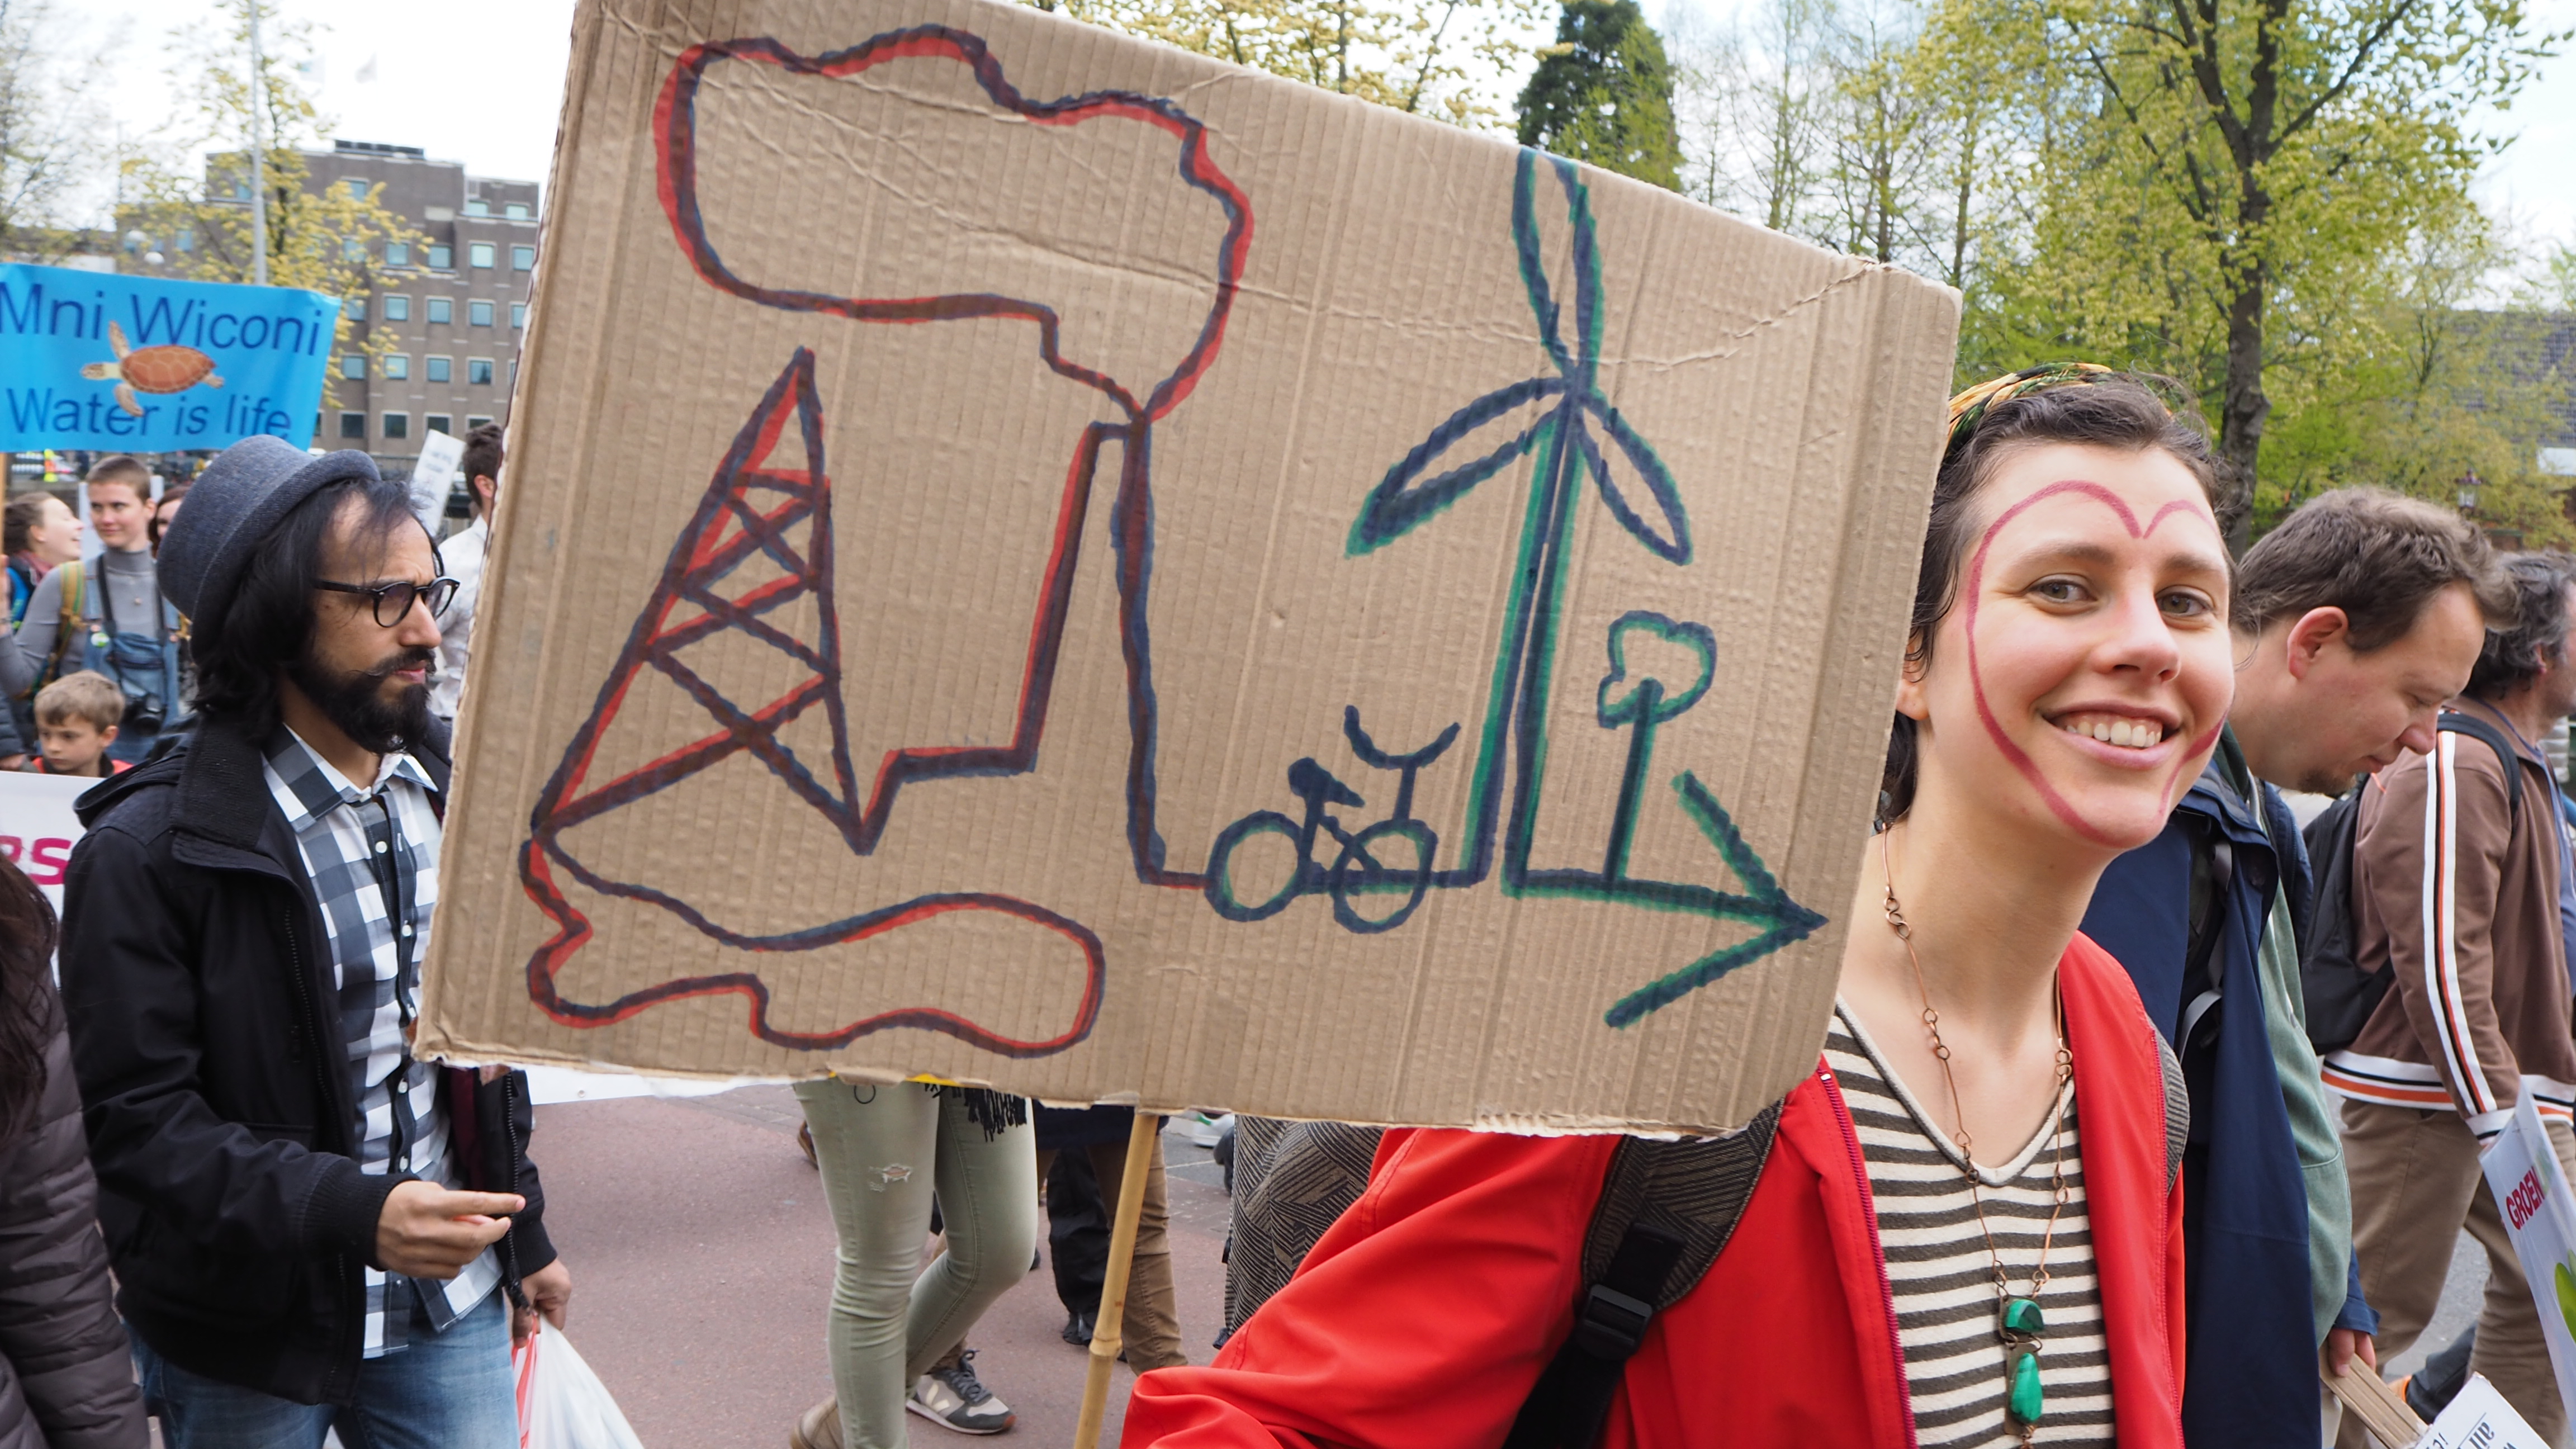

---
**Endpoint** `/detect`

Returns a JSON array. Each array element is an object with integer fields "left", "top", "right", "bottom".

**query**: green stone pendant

[
  {"left": 2001, "top": 1298, "right": 2046, "bottom": 1431},
  {"left": 2007, "top": 1345, "right": 2044, "bottom": 1426}
]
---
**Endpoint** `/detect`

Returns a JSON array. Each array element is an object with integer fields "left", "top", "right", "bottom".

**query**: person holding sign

[
  {"left": 2327, "top": 552, "right": 2576, "bottom": 1445},
  {"left": 1124, "top": 368, "right": 2223, "bottom": 1449},
  {"left": 427, "top": 424, "right": 503, "bottom": 730},
  {"left": 57, "top": 437, "right": 569, "bottom": 1449}
]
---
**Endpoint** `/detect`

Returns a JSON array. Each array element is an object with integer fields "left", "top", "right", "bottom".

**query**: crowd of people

[{"left": 3, "top": 362, "right": 2576, "bottom": 1449}]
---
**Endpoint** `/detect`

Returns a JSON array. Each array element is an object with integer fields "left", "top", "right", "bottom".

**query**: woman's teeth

[{"left": 2057, "top": 714, "right": 2167, "bottom": 750}]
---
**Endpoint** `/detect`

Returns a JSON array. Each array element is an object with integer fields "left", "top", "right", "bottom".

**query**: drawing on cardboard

[{"left": 517, "top": 26, "right": 1821, "bottom": 1057}]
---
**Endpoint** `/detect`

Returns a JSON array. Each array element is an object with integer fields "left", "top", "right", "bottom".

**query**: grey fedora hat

[{"left": 158, "top": 438, "right": 383, "bottom": 628}]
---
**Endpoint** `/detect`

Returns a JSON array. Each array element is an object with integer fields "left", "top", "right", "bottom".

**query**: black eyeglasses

[{"left": 316, "top": 576, "right": 460, "bottom": 627}]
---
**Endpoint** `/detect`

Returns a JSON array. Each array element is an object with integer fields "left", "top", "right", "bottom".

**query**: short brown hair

[
  {"left": 35, "top": 671, "right": 123, "bottom": 733},
  {"left": 83, "top": 455, "right": 149, "bottom": 499},
  {"left": 462, "top": 423, "right": 504, "bottom": 489},
  {"left": 2233, "top": 488, "right": 2516, "bottom": 649}
]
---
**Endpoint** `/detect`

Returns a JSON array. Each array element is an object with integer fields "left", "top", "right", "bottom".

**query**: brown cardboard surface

[{"left": 416, "top": 0, "right": 1961, "bottom": 1134}]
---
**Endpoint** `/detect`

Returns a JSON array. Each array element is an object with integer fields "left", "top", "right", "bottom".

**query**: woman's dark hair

[
  {"left": 0, "top": 855, "right": 58, "bottom": 1145},
  {"left": 187, "top": 471, "right": 427, "bottom": 737},
  {"left": 149, "top": 480, "right": 190, "bottom": 552},
  {"left": 4, "top": 493, "right": 57, "bottom": 556},
  {"left": 1877, "top": 372, "right": 2222, "bottom": 825}
]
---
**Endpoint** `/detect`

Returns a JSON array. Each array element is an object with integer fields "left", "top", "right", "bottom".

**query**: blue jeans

[{"left": 134, "top": 1286, "right": 516, "bottom": 1449}]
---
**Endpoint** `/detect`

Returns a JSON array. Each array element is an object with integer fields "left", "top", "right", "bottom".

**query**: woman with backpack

[{"left": 1123, "top": 368, "right": 2230, "bottom": 1449}]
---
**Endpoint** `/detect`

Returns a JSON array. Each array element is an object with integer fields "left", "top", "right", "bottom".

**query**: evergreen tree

[{"left": 1515, "top": 0, "right": 1683, "bottom": 190}]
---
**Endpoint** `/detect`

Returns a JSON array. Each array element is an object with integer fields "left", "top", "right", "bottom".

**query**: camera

[{"left": 122, "top": 691, "right": 165, "bottom": 734}]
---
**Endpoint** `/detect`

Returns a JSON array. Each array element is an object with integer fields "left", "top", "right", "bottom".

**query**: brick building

[{"left": 299, "top": 140, "right": 539, "bottom": 462}]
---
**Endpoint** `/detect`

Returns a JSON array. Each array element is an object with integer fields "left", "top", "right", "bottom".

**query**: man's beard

[{"left": 288, "top": 643, "right": 434, "bottom": 754}]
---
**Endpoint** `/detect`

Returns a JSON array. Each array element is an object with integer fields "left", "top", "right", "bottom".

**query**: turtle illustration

[{"left": 81, "top": 320, "right": 222, "bottom": 417}]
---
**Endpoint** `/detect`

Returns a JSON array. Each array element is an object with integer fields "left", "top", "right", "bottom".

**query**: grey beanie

[{"left": 158, "top": 437, "right": 382, "bottom": 629}]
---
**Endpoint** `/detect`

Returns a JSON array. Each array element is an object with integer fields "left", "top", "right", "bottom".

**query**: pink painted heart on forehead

[{"left": 1958, "top": 477, "right": 2225, "bottom": 846}]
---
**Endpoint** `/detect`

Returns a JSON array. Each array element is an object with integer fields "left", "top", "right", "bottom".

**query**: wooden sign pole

[
  {"left": 2324, "top": 1365, "right": 2425, "bottom": 1447},
  {"left": 1072, "top": 1109, "right": 1166, "bottom": 1449}
]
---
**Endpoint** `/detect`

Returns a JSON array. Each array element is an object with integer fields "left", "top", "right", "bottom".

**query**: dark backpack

[{"left": 2300, "top": 711, "right": 2521, "bottom": 1055}]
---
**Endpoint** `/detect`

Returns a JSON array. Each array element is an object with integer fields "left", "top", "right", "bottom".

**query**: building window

[
  {"left": 510, "top": 245, "right": 534, "bottom": 271},
  {"left": 466, "top": 415, "right": 494, "bottom": 430},
  {"left": 427, "top": 414, "right": 453, "bottom": 436},
  {"left": 343, "top": 237, "right": 364, "bottom": 262},
  {"left": 174, "top": 230, "right": 192, "bottom": 253},
  {"left": 426, "top": 356, "right": 452, "bottom": 383},
  {"left": 504, "top": 202, "right": 531, "bottom": 220},
  {"left": 340, "top": 354, "right": 366, "bottom": 379},
  {"left": 380, "top": 354, "right": 409, "bottom": 380},
  {"left": 465, "top": 199, "right": 489, "bottom": 217},
  {"left": 427, "top": 296, "right": 451, "bottom": 324},
  {"left": 232, "top": 179, "right": 252, "bottom": 201},
  {"left": 511, "top": 302, "right": 526, "bottom": 330},
  {"left": 382, "top": 295, "right": 410, "bottom": 321},
  {"left": 469, "top": 242, "right": 495, "bottom": 268},
  {"left": 468, "top": 300, "right": 494, "bottom": 327},
  {"left": 467, "top": 358, "right": 495, "bottom": 385},
  {"left": 347, "top": 296, "right": 367, "bottom": 323},
  {"left": 427, "top": 244, "right": 452, "bottom": 269},
  {"left": 344, "top": 178, "right": 368, "bottom": 200},
  {"left": 385, "top": 241, "right": 409, "bottom": 267},
  {"left": 382, "top": 412, "right": 410, "bottom": 441},
  {"left": 339, "top": 411, "right": 366, "bottom": 439}
]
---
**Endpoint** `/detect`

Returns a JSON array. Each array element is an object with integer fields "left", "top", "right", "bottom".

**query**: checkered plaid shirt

[{"left": 264, "top": 728, "right": 499, "bottom": 1358}]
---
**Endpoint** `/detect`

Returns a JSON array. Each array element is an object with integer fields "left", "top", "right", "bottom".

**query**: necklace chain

[{"left": 1879, "top": 832, "right": 2072, "bottom": 1442}]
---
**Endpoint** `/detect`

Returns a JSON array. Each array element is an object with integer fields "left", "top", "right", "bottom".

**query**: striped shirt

[
  {"left": 1826, "top": 1005, "right": 2113, "bottom": 1447},
  {"left": 264, "top": 729, "right": 498, "bottom": 1358}
]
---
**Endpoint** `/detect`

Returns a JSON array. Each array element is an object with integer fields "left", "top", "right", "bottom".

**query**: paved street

[{"left": 532, "top": 1087, "right": 1232, "bottom": 1448}]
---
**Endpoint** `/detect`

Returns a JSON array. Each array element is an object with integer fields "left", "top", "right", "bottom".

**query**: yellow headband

[{"left": 1945, "top": 362, "right": 2121, "bottom": 444}]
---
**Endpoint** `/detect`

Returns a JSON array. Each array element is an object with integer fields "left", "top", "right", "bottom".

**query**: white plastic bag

[{"left": 514, "top": 1323, "right": 646, "bottom": 1449}]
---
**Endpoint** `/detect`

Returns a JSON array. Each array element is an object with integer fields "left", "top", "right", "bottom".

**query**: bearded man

[{"left": 58, "top": 437, "right": 571, "bottom": 1449}]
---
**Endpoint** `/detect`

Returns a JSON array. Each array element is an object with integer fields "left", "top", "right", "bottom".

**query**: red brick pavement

[{"left": 531, "top": 1088, "right": 1230, "bottom": 1448}]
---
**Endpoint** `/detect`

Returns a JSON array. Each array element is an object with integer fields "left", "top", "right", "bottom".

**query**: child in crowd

[{"left": 31, "top": 671, "right": 127, "bottom": 777}]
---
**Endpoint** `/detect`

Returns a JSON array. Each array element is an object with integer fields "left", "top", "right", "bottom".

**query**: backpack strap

[
  {"left": 1503, "top": 1098, "right": 1784, "bottom": 1449},
  {"left": 2155, "top": 1027, "right": 2187, "bottom": 1194},
  {"left": 2437, "top": 711, "right": 2523, "bottom": 832},
  {"left": 40, "top": 557, "right": 82, "bottom": 688}
]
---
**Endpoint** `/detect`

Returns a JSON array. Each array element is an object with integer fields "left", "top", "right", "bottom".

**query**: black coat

[
  {"left": 57, "top": 714, "right": 555, "bottom": 1407},
  {"left": 0, "top": 993, "right": 146, "bottom": 1449}
]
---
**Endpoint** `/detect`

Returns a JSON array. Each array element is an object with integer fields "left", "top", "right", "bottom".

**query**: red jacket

[{"left": 1126, "top": 935, "right": 2185, "bottom": 1449}]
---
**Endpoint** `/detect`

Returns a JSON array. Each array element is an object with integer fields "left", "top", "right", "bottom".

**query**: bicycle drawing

[
  {"left": 1215, "top": 149, "right": 1829, "bottom": 1028},
  {"left": 1205, "top": 707, "right": 1462, "bottom": 934}
]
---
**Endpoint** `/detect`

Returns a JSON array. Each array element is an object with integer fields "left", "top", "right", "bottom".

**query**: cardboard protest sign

[
  {"left": 2421, "top": 1375, "right": 2549, "bottom": 1448},
  {"left": 0, "top": 771, "right": 91, "bottom": 917},
  {"left": 416, "top": 0, "right": 1959, "bottom": 1134},
  {"left": 0, "top": 264, "right": 340, "bottom": 451},
  {"left": 2480, "top": 1096, "right": 2576, "bottom": 1413},
  {"left": 411, "top": 429, "right": 469, "bottom": 534}
]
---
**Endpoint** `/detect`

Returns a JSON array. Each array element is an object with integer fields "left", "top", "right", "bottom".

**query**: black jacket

[{"left": 57, "top": 713, "right": 555, "bottom": 1406}]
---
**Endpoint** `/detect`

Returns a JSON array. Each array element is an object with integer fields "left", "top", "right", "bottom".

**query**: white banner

[
  {"left": 2421, "top": 1374, "right": 2549, "bottom": 1448},
  {"left": 2479, "top": 1093, "right": 2576, "bottom": 1416},
  {"left": 0, "top": 770, "right": 92, "bottom": 916}
]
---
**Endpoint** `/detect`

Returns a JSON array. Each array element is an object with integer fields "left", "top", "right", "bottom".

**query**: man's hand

[
  {"left": 376, "top": 1181, "right": 518, "bottom": 1279},
  {"left": 513, "top": 1259, "right": 572, "bottom": 1346},
  {"left": 2324, "top": 1327, "right": 2378, "bottom": 1379}
]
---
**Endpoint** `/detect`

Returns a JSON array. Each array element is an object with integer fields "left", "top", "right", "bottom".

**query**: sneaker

[
  {"left": 910, "top": 1349, "right": 1015, "bottom": 1434},
  {"left": 1181, "top": 1111, "right": 1233, "bottom": 1148},
  {"left": 788, "top": 1396, "right": 842, "bottom": 1449},
  {"left": 1060, "top": 1308, "right": 1096, "bottom": 1347}
]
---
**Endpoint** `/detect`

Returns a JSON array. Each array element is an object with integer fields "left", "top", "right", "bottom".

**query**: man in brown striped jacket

[{"left": 2331, "top": 552, "right": 2576, "bottom": 1441}]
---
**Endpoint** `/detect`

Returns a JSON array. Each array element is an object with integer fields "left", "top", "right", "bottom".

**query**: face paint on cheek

[{"left": 1959, "top": 479, "right": 2205, "bottom": 847}]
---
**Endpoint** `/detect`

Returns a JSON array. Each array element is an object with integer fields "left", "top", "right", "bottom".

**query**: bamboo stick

[{"left": 1073, "top": 1109, "right": 1164, "bottom": 1449}]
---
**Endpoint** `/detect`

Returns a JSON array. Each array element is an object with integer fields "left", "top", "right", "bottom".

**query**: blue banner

[{"left": 0, "top": 263, "right": 340, "bottom": 451}]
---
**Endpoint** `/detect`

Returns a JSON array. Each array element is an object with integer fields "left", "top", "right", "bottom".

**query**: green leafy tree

[
  {"left": 113, "top": 3, "right": 422, "bottom": 377},
  {"left": 0, "top": 0, "right": 109, "bottom": 263},
  {"left": 1516, "top": 0, "right": 1683, "bottom": 188},
  {"left": 1031, "top": 0, "right": 1546, "bottom": 126}
]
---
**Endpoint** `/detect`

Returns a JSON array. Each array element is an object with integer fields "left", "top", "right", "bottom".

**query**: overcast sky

[{"left": 87, "top": 0, "right": 2575, "bottom": 264}]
